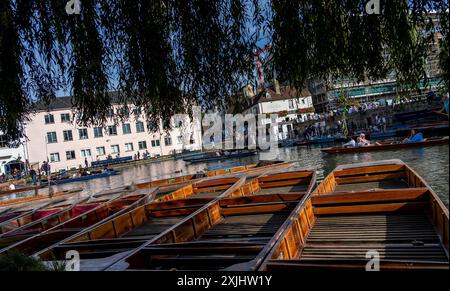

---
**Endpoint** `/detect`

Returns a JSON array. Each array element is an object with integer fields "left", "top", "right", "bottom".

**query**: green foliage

[
  {"left": 0, "top": 250, "right": 69, "bottom": 271},
  {"left": 0, "top": 0, "right": 448, "bottom": 143},
  {"left": 0, "top": 251, "right": 48, "bottom": 271}
]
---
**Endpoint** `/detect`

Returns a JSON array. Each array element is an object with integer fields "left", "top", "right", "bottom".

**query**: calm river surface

[{"left": 50, "top": 144, "right": 449, "bottom": 207}]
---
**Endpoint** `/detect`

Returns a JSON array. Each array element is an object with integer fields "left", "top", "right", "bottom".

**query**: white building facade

[
  {"left": 24, "top": 98, "right": 203, "bottom": 172},
  {"left": 243, "top": 86, "right": 315, "bottom": 140}
]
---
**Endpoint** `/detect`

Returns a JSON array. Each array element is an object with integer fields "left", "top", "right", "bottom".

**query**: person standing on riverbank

[{"left": 29, "top": 168, "right": 37, "bottom": 185}]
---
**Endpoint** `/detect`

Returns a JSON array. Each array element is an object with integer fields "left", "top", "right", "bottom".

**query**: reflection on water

[{"left": 49, "top": 144, "right": 449, "bottom": 207}]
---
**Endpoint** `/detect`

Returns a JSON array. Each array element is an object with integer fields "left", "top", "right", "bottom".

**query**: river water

[{"left": 46, "top": 144, "right": 449, "bottom": 208}]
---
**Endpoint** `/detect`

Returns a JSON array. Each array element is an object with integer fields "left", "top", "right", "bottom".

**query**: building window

[
  {"left": 106, "top": 108, "right": 115, "bottom": 118},
  {"left": 49, "top": 153, "right": 60, "bottom": 163},
  {"left": 111, "top": 145, "right": 120, "bottom": 154},
  {"left": 133, "top": 107, "right": 142, "bottom": 116},
  {"left": 96, "top": 147, "right": 106, "bottom": 156},
  {"left": 288, "top": 100, "right": 295, "bottom": 109},
  {"left": 60, "top": 113, "right": 71, "bottom": 123},
  {"left": 46, "top": 132, "right": 57, "bottom": 144},
  {"left": 81, "top": 149, "right": 92, "bottom": 157},
  {"left": 122, "top": 123, "right": 132, "bottom": 134},
  {"left": 108, "top": 125, "right": 118, "bottom": 136},
  {"left": 138, "top": 141, "right": 147, "bottom": 150},
  {"left": 124, "top": 143, "right": 134, "bottom": 152},
  {"left": 79, "top": 128, "right": 89, "bottom": 140},
  {"left": 302, "top": 99, "right": 306, "bottom": 105},
  {"left": 164, "top": 136, "right": 172, "bottom": 146},
  {"left": 0, "top": 135, "right": 7, "bottom": 148},
  {"left": 93, "top": 127, "right": 103, "bottom": 138},
  {"left": 147, "top": 121, "right": 158, "bottom": 132},
  {"left": 136, "top": 121, "right": 145, "bottom": 133},
  {"left": 151, "top": 140, "right": 160, "bottom": 147},
  {"left": 119, "top": 107, "right": 130, "bottom": 118},
  {"left": 44, "top": 114, "right": 55, "bottom": 124},
  {"left": 66, "top": 150, "right": 76, "bottom": 160},
  {"left": 63, "top": 130, "right": 73, "bottom": 142},
  {"left": 177, "top": 136, "right": 183, "bottom": 144}
]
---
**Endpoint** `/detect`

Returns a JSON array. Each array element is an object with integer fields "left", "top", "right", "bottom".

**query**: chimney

[{"left": 274, "top": 79, "right": 281, "bottom": 95}]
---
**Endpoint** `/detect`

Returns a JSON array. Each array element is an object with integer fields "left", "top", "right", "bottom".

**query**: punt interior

[
  {"left": 36, "top": 177, "right": 244, "bottom": 262},
  {"left": 261, "top": 160, "right": 449, "bottom": 270},
  {"left": 0, "top": 187, "right": 157, "bottom": 255},
  {"left": 112, "top": 170, "right": 317, "bottom": 271}
]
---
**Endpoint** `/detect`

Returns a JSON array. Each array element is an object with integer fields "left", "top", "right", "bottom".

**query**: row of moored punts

[{"left": 0, "top": 159, "right": 448, "bottom": 271}]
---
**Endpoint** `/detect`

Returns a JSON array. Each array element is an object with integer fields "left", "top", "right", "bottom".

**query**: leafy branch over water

[{"left": 0, "top": 0, "right": 448, "bottom": 143}]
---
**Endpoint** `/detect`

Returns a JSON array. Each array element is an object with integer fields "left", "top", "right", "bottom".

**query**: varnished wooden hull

[
  {"left": 322, "top": 136, "right": 449, "bottom": 154},
  {"left": 260, "top": 159, "right": 449, "bottom": 271},
  {"left": 36, "top": 169, "right": 317, "bottom": 271},
  {"left": 0, "top": 187, "right": 158, "bottom": 256}
]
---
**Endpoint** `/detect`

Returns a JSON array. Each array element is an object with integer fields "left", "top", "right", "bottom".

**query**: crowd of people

[{"left": 295, "top": 92, "right": 448, "bottom": 141}]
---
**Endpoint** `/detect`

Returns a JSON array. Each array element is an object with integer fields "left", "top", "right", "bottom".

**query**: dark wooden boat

[
  {"left": 104, "top": 169, "right": 317, "bottom": 271},
  {"left": 35, "top": 176, "right": 246, "bottom": 266},
  {"left": 49, "top": 170, "right": 120, "bottom": 185},
  {"left": 0, "top": 187, "right": 159, "bottom": 256},
  {"left": 183, "top": 150, "right": 257, "bottom": 163},
  {"left": 261, "top": 159, "right": 449, "bottom": 270},
  {"left": 321, "top": 136, "right": 449, "bottom": 154}
]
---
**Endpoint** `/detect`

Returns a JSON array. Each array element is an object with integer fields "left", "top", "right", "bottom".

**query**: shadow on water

[{"left": 48, "top": 144, "right": 449, "bottom": 208}]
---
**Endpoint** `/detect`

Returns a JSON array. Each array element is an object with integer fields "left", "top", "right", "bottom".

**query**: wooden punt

[
  {"left": 260, "top": 159, "right": 449, "bottom": 270},
  {"left": 0, "top": 193, "right": 91, "bottom": 239},
  {"left": 133, "top": 161, "right": 294, "bottom": 189},
  {"left": 0, "top": 197, "right": 74, "bottom": 227},
  {"left": 105, "top": 169, "right": 317, "bottom": 271},
  {"left": 35, "top": 176, "right": 245, "bottom": 265},
  {"left": 0, "top": 188, "right": 84, "bottom": 207},
  {"left": 0, "top": 187, "right": 159, "bottom": 256},
  {"left": 0, "top": 185, "right": 44, "bottom": 198},
  {"left": 321, "top": 136, "right": 449, "bottom": 154}
]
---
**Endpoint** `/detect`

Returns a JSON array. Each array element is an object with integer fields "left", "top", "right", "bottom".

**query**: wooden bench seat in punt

[{"left": 228, "top": 169, "right": 316, "bottom": 198}]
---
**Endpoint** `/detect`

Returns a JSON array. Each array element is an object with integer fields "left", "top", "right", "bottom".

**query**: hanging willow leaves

[{"left": 0, "top": 0, "right": 448, "bottom": 144}]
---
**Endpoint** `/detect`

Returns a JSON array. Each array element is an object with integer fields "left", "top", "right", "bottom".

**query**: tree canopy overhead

[{"left": 0, "top": 0, "right": 448, "bottom": 143}]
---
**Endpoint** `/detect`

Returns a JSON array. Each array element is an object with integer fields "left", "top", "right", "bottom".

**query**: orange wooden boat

[
  {"left": 34, "top": 176, "right": 245, "bottom": 266},
  {"left": 0, "top": 187, "right": 159, "bottom": 256},
  {"left": 260, "top": 159, "right": 449, "bottom": 270},
  {"left": 103, "top": 169, "right": 316, "bottom": 271}
]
